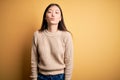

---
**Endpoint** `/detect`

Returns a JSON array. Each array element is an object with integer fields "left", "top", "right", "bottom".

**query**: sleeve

[
  {"left": 30, "top": 32, "right": 38, "bottom": 80},
  {"left": 64, "top": 32, "right": 74, "bottom": 80}
]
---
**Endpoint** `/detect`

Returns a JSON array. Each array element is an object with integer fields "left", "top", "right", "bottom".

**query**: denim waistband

[
  {"left": 37, "top": 73, "right": 65, "bottom": 80},
  {"left": 38, "top": 73, "right": 64, "bottom": 76}
]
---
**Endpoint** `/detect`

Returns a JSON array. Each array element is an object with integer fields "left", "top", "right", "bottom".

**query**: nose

[{"left": 51, "top": 12, "right": 55, "bottom": 17}]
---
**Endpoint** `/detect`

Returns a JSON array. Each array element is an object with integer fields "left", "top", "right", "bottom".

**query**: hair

[{"left": 39, "top": 3, "right": 69, "bottom": 32}]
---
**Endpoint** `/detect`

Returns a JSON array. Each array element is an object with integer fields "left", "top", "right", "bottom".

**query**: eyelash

[
  {"left": 47, "top": 11, "right": 52, "bottom": 13},
  {"left": 47, "top": 11, "right": 60, "bottom": 14},
  {"left": 56, "top": 12, "right": 59, "bottom": 14}
]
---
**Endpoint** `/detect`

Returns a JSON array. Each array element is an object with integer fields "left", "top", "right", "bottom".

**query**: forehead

[{"left": 48, "top": 5, "right": 60, "bottom": 11}]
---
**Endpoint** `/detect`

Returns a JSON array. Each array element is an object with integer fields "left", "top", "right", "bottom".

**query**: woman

[{"left": 31, "top": 3, "right": 73, "bottom": 80}]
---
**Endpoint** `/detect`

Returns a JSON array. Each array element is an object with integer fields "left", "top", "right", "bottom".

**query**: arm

[
  {"left": 30, "top": 32, "right": 38, "bottom": 80},
  {"left": 64, "top": 32, "right": 74, "bottom": 80}
]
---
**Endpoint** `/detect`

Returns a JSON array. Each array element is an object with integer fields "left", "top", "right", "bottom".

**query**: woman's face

[{"left": 45, "top": 5, "right": 61, "bottom": 25}]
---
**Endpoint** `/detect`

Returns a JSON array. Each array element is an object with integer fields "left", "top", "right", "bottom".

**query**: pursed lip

[{"left": 50, "top": 18, "right": 56, "bottom": 20}]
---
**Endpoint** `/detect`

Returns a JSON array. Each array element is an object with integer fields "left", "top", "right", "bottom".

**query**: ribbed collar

[{"left": 44, "top": 29, "right": 61, "bottom": 36}]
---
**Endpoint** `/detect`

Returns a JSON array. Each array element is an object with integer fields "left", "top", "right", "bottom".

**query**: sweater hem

[{"left": 38, "top": 69, "right": 64, "bottom": 75}]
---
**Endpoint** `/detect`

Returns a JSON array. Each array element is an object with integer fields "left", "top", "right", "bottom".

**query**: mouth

[{"left": 50, "top": 18, "right": 56, "bottom": 21}]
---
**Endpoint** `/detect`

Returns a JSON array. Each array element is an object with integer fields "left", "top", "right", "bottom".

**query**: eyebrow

[{"left": 48, "top": 9, "right": 60, "bottom": 11}]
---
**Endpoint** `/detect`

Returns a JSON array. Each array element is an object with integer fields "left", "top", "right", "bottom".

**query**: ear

[{"left": 59, "top": 17, "right": 61, "bottom": 21}]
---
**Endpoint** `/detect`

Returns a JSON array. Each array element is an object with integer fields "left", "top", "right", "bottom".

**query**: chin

[
  {"left": 50, "top": 22, "right": 59, "bottom": 25},
  {"left": 51, "top": 23, "right": 58, "bottom": 25}
]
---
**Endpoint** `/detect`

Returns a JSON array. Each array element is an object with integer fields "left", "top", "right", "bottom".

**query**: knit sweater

[{"left": 31, "top": 29, "right": 73, "bottom": 80}]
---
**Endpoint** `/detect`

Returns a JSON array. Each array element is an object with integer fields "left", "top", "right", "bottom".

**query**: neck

[{"left": 47, "top": 24, "right": 58, "bottom": 32}]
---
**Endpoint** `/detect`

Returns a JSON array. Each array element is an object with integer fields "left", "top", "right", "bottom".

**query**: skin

[{"left": 45, "top": 5, "right": 61, "bottom": 32}]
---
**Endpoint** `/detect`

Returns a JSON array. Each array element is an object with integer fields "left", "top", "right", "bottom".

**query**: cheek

[
  {"left": 45, "top": 15, "right": 50, "bottom": 21},
  {"left": 55, "top": 15, "right": 61, "bottom": 20},
  {"left": 57, "top": 14, "right": 61, "bottom": 20},
  {"left": 46, "top": 14, "right": 51, "bottom": 18},
  {"left": 57, "top": 14, "right": 61, "bottom": 18}
]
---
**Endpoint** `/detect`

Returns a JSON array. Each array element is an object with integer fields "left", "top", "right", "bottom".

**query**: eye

[
  {"left": 55, "top": 11, "right": 60, "bottom": 14},
  {"left": 47, "top": 10, "right": 52, "bottom": 13}
]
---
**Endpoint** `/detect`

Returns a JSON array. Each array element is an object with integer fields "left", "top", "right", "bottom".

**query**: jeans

[{"left": 37, "top": 73, "right": 65, "bottom": 80}]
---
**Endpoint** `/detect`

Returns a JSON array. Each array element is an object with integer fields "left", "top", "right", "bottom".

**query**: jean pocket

[
  {"left": 37, "top": 74, "right": 45, "bottom": 80},
  {"left": 58, "top": 74, "right": 65, "bottom": 80}
]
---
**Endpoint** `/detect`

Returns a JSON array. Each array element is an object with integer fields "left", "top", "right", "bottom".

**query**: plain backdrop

[{"left": 0, "top": 0, "right": 120, "bottom": 80}]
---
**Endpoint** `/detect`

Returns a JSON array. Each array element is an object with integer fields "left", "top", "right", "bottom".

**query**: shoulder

[
  {"left": 61, "top": 31, "right": 72, "bottom": 38},
  {"left": 32, "top": 30, "right": 44, "bottom": 44},
  {"left": 60, "top": 31, "right": 73, "bottom": 43},
  {"left": 33, "top": 30, "right": 44, "bottom": 38}
]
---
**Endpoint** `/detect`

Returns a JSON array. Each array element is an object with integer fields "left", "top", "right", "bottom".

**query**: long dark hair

[{"left": 39, "top": 3, "right": 68, "bottom": 32}]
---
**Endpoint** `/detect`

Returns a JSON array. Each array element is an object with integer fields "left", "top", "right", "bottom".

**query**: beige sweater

[{"left": 31, "top": 29, "right": 73, "bottom": 80}]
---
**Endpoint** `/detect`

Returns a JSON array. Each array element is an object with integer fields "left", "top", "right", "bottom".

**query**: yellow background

[{"left": 0, "top": 0, "right": 120, "bottom": 80}]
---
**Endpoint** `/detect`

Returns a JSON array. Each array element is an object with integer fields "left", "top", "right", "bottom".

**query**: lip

[{"left": 50, "top": 18, "right": 56, "bottom": 20}]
